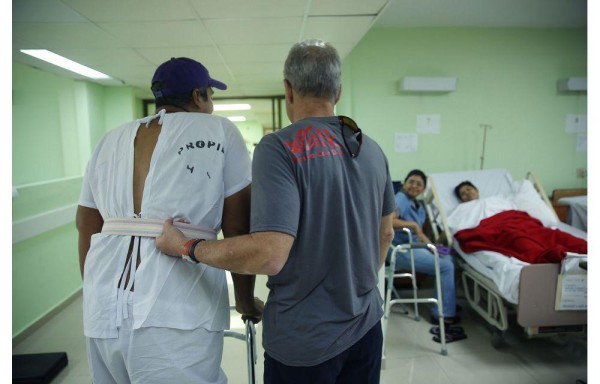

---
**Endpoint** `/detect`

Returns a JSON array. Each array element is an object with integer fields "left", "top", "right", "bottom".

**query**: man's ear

[
  {"left": 192, "top": 89, "right": 211, "bottom": 113},
  {"left": 284, "top": 79, "right": 293, "bottom": 103},
  {"left": 192, "top": 89, "right": 203, "bottom": 108},
  {"left": 334, "top": 85, "right": 342, "bottom": 104}
]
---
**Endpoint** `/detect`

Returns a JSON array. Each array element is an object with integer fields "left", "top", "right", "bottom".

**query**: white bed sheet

[
  {"left": 453, "top": 242, "right": 526, "bottom": 304},
  {"left": 428, "top": 169, "right": 586, "bottom": 304}
]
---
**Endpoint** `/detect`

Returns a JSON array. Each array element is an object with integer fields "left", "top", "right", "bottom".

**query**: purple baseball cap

[{"left": 151, "top": 57, "right": 227, "bottom": 98}]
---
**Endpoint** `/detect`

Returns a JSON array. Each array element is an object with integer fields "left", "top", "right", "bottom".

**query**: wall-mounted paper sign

[
  {"left": 394, "top": 133, "right": 418, "bottom": 152},
  {"left": 417, "top": 114, "right": 440, "bottom": 134},
  {"left": 565, "top": 114, "right": 587, "bottom": 133}
]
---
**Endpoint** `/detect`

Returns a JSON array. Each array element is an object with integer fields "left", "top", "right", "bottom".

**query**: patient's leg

[{"left": 393, "top": 248, "right": 457, "bottom": 318}]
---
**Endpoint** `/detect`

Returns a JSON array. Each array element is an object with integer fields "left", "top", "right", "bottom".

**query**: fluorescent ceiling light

[
  {"left": 20, "top": 49, "right": 111, "bottom": 80},
  {"left": 214, "top": 103, "right": 251, "bottom": 111},
  {"left": 227, "top": 116, "right": 247, "bottom": 122}
]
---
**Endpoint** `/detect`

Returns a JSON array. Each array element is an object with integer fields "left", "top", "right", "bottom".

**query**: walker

[{"left": 224, "top": 316, "right": 257, "bottom": 384}]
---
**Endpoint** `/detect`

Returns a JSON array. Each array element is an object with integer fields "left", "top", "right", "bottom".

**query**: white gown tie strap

[
  {"left": 102, "top": 217, "right": 217, "bottom": 240},
  {"left": 138, "top": 108, "right": 166, "bottom": 128}
]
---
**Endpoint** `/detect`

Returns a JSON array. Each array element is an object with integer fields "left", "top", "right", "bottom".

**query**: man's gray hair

[{"left": 283, "top": 39, "right": 341, "bottom": 102}]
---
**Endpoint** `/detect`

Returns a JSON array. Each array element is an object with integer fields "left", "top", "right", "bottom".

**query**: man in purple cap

[{"left": 76, "top": 57, "right": 262, "bottom": 383}]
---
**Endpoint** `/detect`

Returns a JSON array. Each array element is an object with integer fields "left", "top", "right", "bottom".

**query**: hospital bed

[{"left": 423, "top": 169, "right": 587, "bottom": 347}]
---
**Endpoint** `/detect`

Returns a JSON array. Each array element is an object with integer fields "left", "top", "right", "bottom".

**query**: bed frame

[
  {"left": 423, "top": 170, "right": 587, "bottom": 347},
  {"left": 551, "top": 188, "right": 587, "bottom": 223}
]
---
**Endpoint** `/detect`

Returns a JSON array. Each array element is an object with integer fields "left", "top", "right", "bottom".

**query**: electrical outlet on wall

[{"left": 576, "top": 168, "right": 587, "bottom": 178}]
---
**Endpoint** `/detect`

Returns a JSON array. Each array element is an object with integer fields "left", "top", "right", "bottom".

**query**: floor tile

[
  {"left": 381, "top": 355, "right": 453, "bottom": 384},
  {"left": 12, "top": 274, "right": 589, "bottom": 384}
]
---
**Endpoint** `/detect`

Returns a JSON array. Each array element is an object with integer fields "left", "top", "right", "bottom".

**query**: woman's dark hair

[
  {"left": 404, "top": 169, "right": 427, "bottom": 187},
  {"left": 454, "top": 180, "right": 478, "bottom": 201}
]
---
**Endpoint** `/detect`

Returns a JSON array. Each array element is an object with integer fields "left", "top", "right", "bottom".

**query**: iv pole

[{"left": 479, "top": 124, "right": 492, "bottom": 170}]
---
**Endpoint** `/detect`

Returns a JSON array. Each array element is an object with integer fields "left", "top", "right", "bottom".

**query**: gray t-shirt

[{"left": 251, "top": 116, "right": 395, "bottom": 366}]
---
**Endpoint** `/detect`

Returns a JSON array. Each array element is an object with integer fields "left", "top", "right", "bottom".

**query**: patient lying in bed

[{"left": 448, "top": 180, "right": 587, "bottom": 264}]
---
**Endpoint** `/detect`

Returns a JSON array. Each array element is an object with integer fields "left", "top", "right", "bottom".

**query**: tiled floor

[{"left": 13, "top": 275, "right": 588, "bottom": 384}]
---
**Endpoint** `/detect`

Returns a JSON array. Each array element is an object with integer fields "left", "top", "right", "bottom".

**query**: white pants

[{"left": 86, "top": 300, "right": 227, "bottom": 384}]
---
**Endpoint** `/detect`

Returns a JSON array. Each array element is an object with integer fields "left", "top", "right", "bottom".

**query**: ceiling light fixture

[
  {"left": 20, "top": 49, "right": 111, "bottom": 80},
  {"left": 227, "top": 116, "right": 247, "bottom": 122},
  {"left": 214, "top": 103, "right": 251, "bottom": 111}
]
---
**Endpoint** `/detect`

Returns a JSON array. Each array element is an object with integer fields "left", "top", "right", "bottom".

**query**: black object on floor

[
  {"left": 429, "top": 325, "right": 465, "bottom": 336},
  {"left": 13, "top": 352, "right": 68, "bottom": 384},
  {"left": 432, "top": 332, "right": 467, "bottom": 343},
  {"left": 429, "top": 314, "right": 461, "bottom": 326}
]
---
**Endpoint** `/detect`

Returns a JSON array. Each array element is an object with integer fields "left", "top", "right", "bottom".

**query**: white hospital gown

[{"left": 79, "top": 111, "right": 251, "bottom": 338}]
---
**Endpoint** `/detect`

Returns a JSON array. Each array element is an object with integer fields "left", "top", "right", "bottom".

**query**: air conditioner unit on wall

[
  {"left": 557, "top": 77, "right": 587, "bottom": 92},
  {"left": 399, "top": 77, "right": 457, "bottom": 92}
]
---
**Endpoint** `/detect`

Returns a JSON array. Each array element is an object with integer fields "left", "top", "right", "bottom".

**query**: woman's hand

[{"left": 415, "top": 226, "right": 432, "bottom": 244}]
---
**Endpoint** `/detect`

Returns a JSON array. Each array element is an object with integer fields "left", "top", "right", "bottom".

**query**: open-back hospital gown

[{"left": 78, "top": 110, "right": 251, "bottom": 340}]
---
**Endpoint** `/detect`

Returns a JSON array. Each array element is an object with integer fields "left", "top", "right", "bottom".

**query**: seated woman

[
  {"left": 452, "top": 180, "right": 587, "bottom": 264},
  {"left": 387, "top": 169, "right": 459, "bottom": 325}
]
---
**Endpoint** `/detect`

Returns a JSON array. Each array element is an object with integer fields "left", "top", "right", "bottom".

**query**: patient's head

[
  {"left": 402, "top": 169, "right": 427, "bottom": 200},
  {"left": 454, "top": 181, "right": 479, "bottom": 202}
]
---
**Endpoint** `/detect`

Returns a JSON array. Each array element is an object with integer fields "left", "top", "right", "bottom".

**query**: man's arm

[
  {"left": 379, "top": 212, "right": 395, "bottom": 268},
  {"left": 75, "top": 205, "right": 104, "bottom": 278},
  {"left": 221, "top": 185, "right": 264, "bottom": 320},
  {"left": 156, "top": 220, "right": 293, "bottom": 276}
]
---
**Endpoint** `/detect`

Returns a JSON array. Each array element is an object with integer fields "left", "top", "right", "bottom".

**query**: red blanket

[{"left": 454, "top": 210, "right": 587, "bottom": 264}]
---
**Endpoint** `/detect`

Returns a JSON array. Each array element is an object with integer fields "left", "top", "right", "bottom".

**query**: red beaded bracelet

[
  {"left": 182, "top": 238, "right": 199, "bottom": 258},
  {"left": 182, "top": 238, "right": 204, "bottom": 264}
]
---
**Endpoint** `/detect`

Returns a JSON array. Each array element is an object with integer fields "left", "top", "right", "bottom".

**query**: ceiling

[{"left": 12, "top": 0, "right": 587, "bottom": 129}]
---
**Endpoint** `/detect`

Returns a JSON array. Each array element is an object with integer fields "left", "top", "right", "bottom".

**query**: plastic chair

[{"left": 382, "top": 228, "right": 447, "bottom": 362}]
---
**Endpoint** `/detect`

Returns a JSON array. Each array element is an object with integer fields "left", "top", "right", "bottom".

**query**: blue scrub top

[{"left": 392, "top": 190, "right": 426, "bottom": 245}]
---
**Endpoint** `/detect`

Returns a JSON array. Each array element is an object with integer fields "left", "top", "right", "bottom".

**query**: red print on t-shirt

[{"left": 283, "top": 126, "right": 344, "bottom": 163}]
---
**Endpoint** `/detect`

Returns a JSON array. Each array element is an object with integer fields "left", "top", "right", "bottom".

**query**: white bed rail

[
  {"left": 526, "top": 171, "right": 560, "bottom": 221},
  {"left": 459, "top": 260, "right": 509, "bottom": 332},
  {"left": 424, "top": 177, "right": 453, "bottom": 247}
]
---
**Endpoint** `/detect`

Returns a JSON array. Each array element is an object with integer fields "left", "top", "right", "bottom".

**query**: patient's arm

[{"left": 392, "top": 211, "right": 431, "bottom": 243}]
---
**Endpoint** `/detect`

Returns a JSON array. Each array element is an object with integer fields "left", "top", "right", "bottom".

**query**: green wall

[
  {"left": 12, "top": 62, "right": 143, "bottom": 337},
  {"left": 12, "top": 224, "right": 81, "bottom": 334},
  {"left": 339, "top": 28, "right": 587, "bottom": 192},
  {"left": 12, "top": 63, "right": 79, "bottom": 185},
  {"left": 234, "top": 119, "right": 265, "bottom": 157}
]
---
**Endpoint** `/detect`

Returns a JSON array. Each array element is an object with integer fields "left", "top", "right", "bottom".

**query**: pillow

[
  {"left": 512, "top": 180, "right": 559, "bottom": 227},
  {"left": 447, "top": 195, "right": 515, "bottom": 234}
]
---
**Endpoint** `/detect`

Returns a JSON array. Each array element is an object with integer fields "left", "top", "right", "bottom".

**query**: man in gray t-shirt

[
  {"left": 252, "top": 115, "right": 395, "bottom": 369},
  {"left": 157, "top": 39, "right": 395, "bottom": 383}
]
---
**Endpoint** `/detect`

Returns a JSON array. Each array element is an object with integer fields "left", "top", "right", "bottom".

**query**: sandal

[
  {"left": 429, "top": 325, "right": 464, "bottom": 336},
  {"left": 429, "top": 315, "right": 461, "bottom": 326},
  {"left": 432, "top": 332, "right": 468, "bottom": 343}
]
